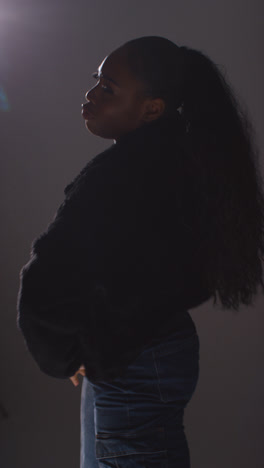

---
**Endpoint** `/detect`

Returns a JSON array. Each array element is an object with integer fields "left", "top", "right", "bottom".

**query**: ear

[{"left": 141, "top": 97, "right": 166, "bottom": 123}]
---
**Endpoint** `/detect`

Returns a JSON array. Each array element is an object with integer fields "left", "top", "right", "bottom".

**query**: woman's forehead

[{"left": 98, "top": 49, "right": 136, "bottom": 85}]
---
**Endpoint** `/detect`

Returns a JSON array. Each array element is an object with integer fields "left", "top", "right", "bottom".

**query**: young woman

[{"left": 17, "top": 36, "right": 264, "bottom": 468}]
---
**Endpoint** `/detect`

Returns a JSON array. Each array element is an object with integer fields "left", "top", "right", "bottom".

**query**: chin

[{"left": 85, "top": 121, "right": 116, "bottom": 140}]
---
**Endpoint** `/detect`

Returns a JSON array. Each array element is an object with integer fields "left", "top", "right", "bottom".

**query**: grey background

[{"left": 0, "top": 0, "right": 263, "bottom": 467}]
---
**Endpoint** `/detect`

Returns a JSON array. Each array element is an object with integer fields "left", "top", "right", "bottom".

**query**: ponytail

[{"left": 119, "top": 36, "right": 264, "bottom": 310}]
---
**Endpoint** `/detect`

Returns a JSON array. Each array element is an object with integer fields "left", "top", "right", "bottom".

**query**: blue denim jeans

[{"left": 80, "top": 312, "right": 200, "bottom": 468}]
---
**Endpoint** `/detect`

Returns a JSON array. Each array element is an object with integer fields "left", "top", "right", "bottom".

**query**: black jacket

[{"left": 16, "top": 115, "right": 212, "bottom": 383}]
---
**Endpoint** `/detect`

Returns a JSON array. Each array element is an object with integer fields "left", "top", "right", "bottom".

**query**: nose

[{"left": 85, "top": 86, "right": 96, "bottom": 103}]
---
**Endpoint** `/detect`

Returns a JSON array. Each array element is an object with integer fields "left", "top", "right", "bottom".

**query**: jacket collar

[
  {"left": 114, "top": 112, "right": 186, "bottom": 149},
  {"left": 64, "top": 113, "right": 185, "bottom": 196}
]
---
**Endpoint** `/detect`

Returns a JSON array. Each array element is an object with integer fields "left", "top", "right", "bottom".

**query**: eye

[{"left": 92, "top": 72, "right": 113, "bottom": 94}]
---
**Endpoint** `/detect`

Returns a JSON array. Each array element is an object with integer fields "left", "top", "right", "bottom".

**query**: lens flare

[{"left": 0, "top": 86, "right": 10, "bottom": 111}]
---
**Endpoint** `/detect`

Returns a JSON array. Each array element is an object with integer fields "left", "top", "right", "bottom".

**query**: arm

[
  {"left": 16, "top": 159, "right": 139, "bottom": 380},
  {"left": 16, "top": 167, "right": 105, "bottom": 379}
]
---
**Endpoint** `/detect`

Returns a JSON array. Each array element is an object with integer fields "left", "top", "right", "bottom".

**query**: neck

[{"left": 114, "top": 113, "right": 186, "bottom": 147}]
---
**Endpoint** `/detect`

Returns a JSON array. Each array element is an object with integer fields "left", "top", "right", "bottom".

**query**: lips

[{"left": 81, "top": 104, "right": 95, "bottom": 119}]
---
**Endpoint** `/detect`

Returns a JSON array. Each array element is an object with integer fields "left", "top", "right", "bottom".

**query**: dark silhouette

[{"left": 17, "top": 35, "right": 264, "bottom": 468}]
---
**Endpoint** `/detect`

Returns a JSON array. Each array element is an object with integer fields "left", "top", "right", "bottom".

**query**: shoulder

[{"left": 63, "top": 143, "right": 118, "bottom": 197}]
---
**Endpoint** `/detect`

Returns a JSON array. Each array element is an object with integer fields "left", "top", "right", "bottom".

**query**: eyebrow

[{"left": 96, "top": 69, "right": 120, "bottom": 87}]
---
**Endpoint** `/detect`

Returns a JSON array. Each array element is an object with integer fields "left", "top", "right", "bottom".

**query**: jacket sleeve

[
  {"left": 16, "top": 254, "right": 84, "bottom": 379},
  {"left": 16, "top": 165, "right": 112, "bottom": 379}
]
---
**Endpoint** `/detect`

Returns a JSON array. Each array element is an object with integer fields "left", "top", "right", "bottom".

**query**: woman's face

[{"left": 81, "top": 48, "right": 164, "bottom": 141}]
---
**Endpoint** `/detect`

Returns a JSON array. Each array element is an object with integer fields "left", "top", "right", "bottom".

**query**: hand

[{"left": 69, "top": 364, "right": 86, "bottom": 386}]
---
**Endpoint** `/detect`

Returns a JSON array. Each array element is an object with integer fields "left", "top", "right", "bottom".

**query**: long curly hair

[{"left": 117, "top": 36, "right": 264, "bottom": 311}]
